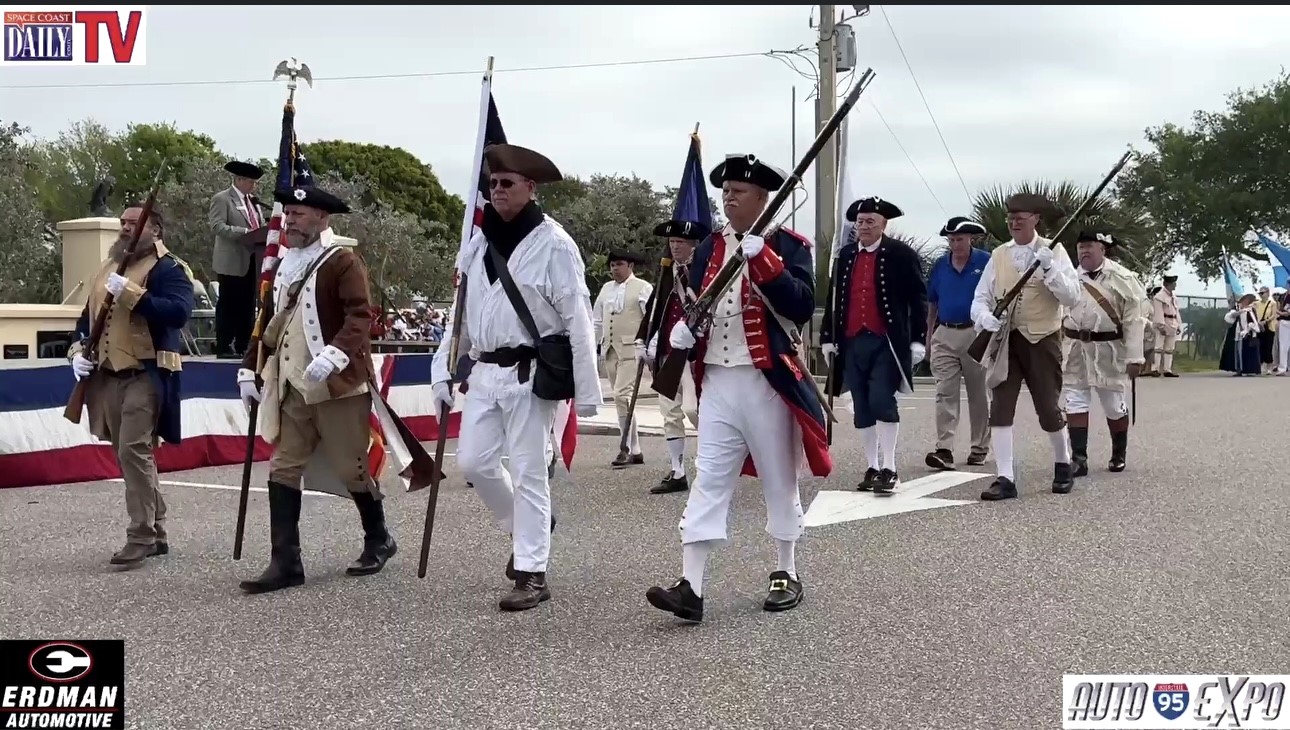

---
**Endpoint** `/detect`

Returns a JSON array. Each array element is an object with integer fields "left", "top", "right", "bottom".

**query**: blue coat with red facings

[{"left": 684, "top": 226, "right": 832, "bottom": 478}]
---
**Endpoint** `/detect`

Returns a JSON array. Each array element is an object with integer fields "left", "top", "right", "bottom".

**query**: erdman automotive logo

[{"left": 1, "top": 639, "right": 125, "bottom": 728}]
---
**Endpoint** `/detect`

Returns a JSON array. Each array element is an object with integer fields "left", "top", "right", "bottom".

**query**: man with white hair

[{"left": 431, "top": 143, "right": 601, "bottom": 613}]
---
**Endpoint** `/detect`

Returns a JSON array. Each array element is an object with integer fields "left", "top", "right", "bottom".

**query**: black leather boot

[
  {"left": 346, "top": 491, "right": 397, "bottom": 576},
  {"left": 1108, "top": 423, "right": 1128, "bottom": 473},
  {"left": 1069, "top": 427, "right": 1089, "bottom": 477},
  {"left": 1052, "top": 462, "right": 1075, "bottom": 494},
  {"left": 499, "top": 571, "right": 551, "bottom": 611},
  {"left": 240, "top": 483, "right": 305, "bottom": 594}
]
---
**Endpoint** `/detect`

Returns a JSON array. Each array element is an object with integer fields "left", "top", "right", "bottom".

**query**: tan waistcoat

[
  {"left": 992, "top": 243, "right": 1061, "bottom": 343},
  {"left": 87, "top": 249, "right": 163, "bottom": 371},
  {"left": 602, "top": 276, "right": 647, "bottom": 350}
]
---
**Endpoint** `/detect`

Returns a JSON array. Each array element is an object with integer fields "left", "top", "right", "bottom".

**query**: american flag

[{"left": 454, "top": 62, "right": 578, "bottom": 470}]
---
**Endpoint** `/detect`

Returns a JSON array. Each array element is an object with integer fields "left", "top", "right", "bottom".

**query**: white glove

[
  {"left": 646, "top": 333, "right": 658, "bottom": 360},
  {"left": 910, "top": 342, "right": 926, "bottom": 366},
  {"left": 105, "top": 273, "right": 128, "bottom": 297},
  {"left": 669, "top": 322, "right": 696, "bottom": 349},
  {"left": 576, "top": 404, "right": 598, "bottom": 417},
  {"left": 740, "top": 234, "right": 765, "bottom": 259},
  {"left": 71, "top": 354, "right": 95, "bottom": 380},
  {"left": 304, "top": 354, "right": 337, "bottom": 383},
  {"left": 238, "top": 379, "right": 262, "bottom": 407},
  {"left": 431, "top": 381, "right": 454, "bottom": 413},
  {"left": 976, "top": 313, "right": 1002, "bottom": 333},
  {"left": 820, "top": 343, "right": 837, "bottom": 358},
  {"left": 634, "top": 340, "right": 648, "bottom": 362},
  {"left": 1034, "top": 246, "right": 1054, "bottom": 269}
]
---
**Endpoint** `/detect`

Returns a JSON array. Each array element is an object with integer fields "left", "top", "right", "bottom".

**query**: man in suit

[
  {"left": 209, "top": 160, "right": 265, "bottom": 359},
  {"left": 819, "top": 196, "right": 928, "bottom": 493}
]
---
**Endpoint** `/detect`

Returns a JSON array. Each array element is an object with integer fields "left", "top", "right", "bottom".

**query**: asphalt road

[{"left": 2, "top": 372, "right": 1286, "bottom": 730}]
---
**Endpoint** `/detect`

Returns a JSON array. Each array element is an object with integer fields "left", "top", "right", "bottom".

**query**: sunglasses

[{"left": 489, "top": 178, "right": 520, "bottom": 190}]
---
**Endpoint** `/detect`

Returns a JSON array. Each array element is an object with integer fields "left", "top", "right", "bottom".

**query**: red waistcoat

[{"left": 845, "top": 249, "right": 886, "bottom": 337}]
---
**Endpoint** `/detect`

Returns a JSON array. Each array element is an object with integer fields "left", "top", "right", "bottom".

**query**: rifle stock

[
  {"left": 63, "top": 158, "right": 169, "bottom": 424},
  {"left": 651, "top": 70, "right": 876, "bottom": 401},
  {"left": 967, "top": 149, "right": 1133, "bottom": 365}
]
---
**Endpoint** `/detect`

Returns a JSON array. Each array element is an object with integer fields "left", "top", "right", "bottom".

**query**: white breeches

[
  {"left": 1061, "top": 385, "right": 1128, "bottom": 420},
  {"left": 457, "top": 385, "right": 558, "bottom": 573},
  {"left": 1278, "top": 327, "right": 1290, "bottom": 372},
  {"left": 679, "top": 365, "right": 804, "bottom": 547}
]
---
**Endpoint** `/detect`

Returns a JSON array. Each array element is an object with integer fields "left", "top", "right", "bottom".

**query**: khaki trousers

[
  {"left": 268, "top": 385, "right": 380, "bottom": 494},
  {"left": 93, "top": 370, "right": 167, "bottom": 546},
  {"left": 659, "top": 363, "right": 698, "bottom": 439},
  {"left": 602, "top": 344, "right": 640, "bottom": 453},
  {"left": 930, "top": 325, "right": 990, "bottom": 457}
]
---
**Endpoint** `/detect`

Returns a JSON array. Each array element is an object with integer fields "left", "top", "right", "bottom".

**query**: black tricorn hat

[
  {"left": 709, "top": 153, "right": 787, "bottom": 191},
  {"left": 940, "top": 215, "right": 986, "bottom": 236},
  {"left": 1005, "top": 193, "right": 1053, "bottom": 214},
  {"left": 482, "top": 143, "right": 563, "bottom": 184},
  {"left": 606, "top": 249, "right": 647, "bottom": 266},
  {"left": 1076, "top": 230, "right": 1119, "bottom": 248},
  {"left": 653, "top": 219, "right": 709, "bottom": 241},
  {"left": 224, "top": 160, "right": 264, "bottom": 180},
  {"left": 1162, "top": 274, "right": 1179, "bottom": 284},
  {"left": 846, "top": 196, "right": 904, "bottom": 222},
  {"left": 273, "top": 186, "right": 351, "bottom": 215}
]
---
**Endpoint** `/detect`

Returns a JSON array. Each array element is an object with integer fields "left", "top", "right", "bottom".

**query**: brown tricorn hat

[
  {"left": 482, "top": 143, "right": 563, "bottom": 184},
  {"left": 1005, "top": 193, "right": 1052, "bottom": 214}
]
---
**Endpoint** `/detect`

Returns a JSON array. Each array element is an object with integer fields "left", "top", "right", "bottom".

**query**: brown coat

[{"left": 243, "top": 246, "right": 375, "bottom": 399}]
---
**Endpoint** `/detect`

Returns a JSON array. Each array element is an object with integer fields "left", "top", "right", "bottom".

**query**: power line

[
  {"left": 0, "top": 49, "right": 770, "bottom": 90},
  {"left": 879, "top": 5, "right": 973, "bottom": 206},
  {"left": 867, "top": 100, "right": 948, "bottom": 217}
]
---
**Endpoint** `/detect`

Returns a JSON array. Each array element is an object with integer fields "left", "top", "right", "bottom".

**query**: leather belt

[
  {"left": 101, "top": 367, "right": 145, "bottom": 378},
  {"left": 477, "top": 345, "right": 537, "bottom": 383},
  {"left": 1063, "top": 327, "right": 1121, "bottom": 343},
  {"left": 939, "top": 321, "right": 973, "bottom": 329}
]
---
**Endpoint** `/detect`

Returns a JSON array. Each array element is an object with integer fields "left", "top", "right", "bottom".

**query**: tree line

[{"left": 3, "top": 68, "right": 1288, "bottom": 305}]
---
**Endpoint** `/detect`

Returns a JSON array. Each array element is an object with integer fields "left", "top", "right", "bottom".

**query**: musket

[
  {"left": 63, "top": 158, "right": 168, "bottom": 425},
  {"left": 967, "top": 149, "right": 1134, "bottom": 363},
  {"left": 618, "top": 254, "right": 671, "bottom": 458},
  {"left": 651, "top": 68, "right": 877, "bottom": 405},
  {"left": 1131, "top": 370, "right": 1137, "bottom": 425},
  {"left": 824, "top": 351, "right": 836, "bottom": 445}
]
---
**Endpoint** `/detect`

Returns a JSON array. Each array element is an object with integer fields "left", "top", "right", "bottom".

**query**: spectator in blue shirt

[{"left": 924, "top": 216, "right": 993, "bottom": 471}]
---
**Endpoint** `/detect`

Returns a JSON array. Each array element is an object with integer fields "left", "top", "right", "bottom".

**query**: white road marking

[{"left": 804, "top": 470, "right": 992, "bottom": 527}]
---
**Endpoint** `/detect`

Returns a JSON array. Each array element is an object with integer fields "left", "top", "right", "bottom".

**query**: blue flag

[
  {"left": 1275, "top": 266, "right": 1288, "bottom": 289},
  {"left": 672, "top": 130, "right": 714, "bottom": 239},
  {"left": 1223, "top": 256, "right": 1244, "bottom": 301},
  {"left": 1257, "top": 232, "right": 1290, "bottom": 282},
  {"left": 275, "top": 102, "right": 315, "bottom": 193}
]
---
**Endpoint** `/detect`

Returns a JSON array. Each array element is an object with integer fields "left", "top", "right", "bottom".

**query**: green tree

[
  {"left": 0, "top": 122, "right": 59, "bottom": 304},
  {"left": 1115, "top": 70, "right": 1290, "bottom": 280},
  {"left": 972, "top": 180, "right": 1168, "bottom": 277},
  {"left": 302, "top": 140, "right": 464, "bottom": 230}
]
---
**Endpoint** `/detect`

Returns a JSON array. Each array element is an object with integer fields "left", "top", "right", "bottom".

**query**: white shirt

[
  {"left": 970, "top": 236, "right": 1082, "bottom": 325},
  {"left": 272, "top": 228, "right": 336, "bottom": 308},
  {"left": 591, "top": 274, "right": 653, "bottom": 344},
  {"left": 704, "top": 225, "right": 755, "bottom": 368}
]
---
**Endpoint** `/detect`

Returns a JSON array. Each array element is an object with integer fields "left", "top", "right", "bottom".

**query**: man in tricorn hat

[
  {"left": 637, "top": 218, "right": 707, "bottom": 494},
  {"left": 592, "top": 249, "right": 654, "bottom": 468},
  {"left": 236, "top": 185, "right": 416, "bottom": 594},
  {"left": 646, "top": 153, "right": 831, "bottom": 623},
  {"left": 1060, "top": 231, "right": 1149, "bottom": 476},
  {"left": 210, "top": 160, "right": 267, "bottom": 359},
  {"left": 430, "top": 143, "right": 602, "bottom": 612},
  {"left": 970, "top": 192, "right": 1083, "bottom": 499},
  {"left": 923, "top": 215, "right": 992, "bottom": 471},
  {"left": 1148, "top": 274, "right": 1182, "bottom": 377},
  {"left": 820, "top": 196, "right": 928, "bottom": 492}
]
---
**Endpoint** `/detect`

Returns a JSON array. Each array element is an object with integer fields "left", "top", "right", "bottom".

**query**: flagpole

[{"left": 791, "top": 85, "right": 797, "bottom": 231}]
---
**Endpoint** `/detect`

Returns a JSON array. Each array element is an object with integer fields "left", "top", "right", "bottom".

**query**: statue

[{"left": 89, "top": 174, "right": 116, "bottom": 217}]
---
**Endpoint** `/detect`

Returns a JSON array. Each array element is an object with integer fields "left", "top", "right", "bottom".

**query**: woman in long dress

[{"left": 1220, "top": 293, "right": 1262, "bottom": 376}]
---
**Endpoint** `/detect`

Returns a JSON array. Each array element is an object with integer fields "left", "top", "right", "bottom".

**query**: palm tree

[{"left": 972, "top": 181, "right": 1165, "bottom": 276}]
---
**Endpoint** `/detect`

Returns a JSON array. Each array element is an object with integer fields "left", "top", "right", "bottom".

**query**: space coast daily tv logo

[
  {"left": 1, "top": 5, "right": 146, "bottom": 65},
  {"left": 0, "top": 640, "right": 124, "bottom": 729},
  {"left": 1063, "top": 674, "right": 1288, "bottom": 729}
]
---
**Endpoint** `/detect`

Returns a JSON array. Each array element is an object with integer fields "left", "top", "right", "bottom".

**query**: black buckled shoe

[
  {"left": 505, "top": 514, "right": 557, "bottom": 580},
  {"left": 762, "top": 570, "right": 804, "bottom": 612},
  {"left": 650, "top": 472, "right": 689, "bottom": 494},
  {"left": 873, "top": 469, "right": 899, "bottom": 494},
  {"left": 646, "top": 578, "right": 704, "bottom": 622},
  {"left": 499, "top": 571, "right": 551, "bottom": 612},
  {"left": 346, "top": 492, "right": 397, "bottom": 577},
  {"left": 1052, "top": 462, "right": 1075, "bottom": 494},
  {"left": 980, "top": 477, "right": 1017, "bottom": 501},
  {"left": 240, "top": 482, "right": 305, "bottom": 594},
  {"left": 857, "top": 467, "right": 880, "bottom": 492},
  {"left": 925, "top": 449, "right": 955, "bottom": 471},
  {"left": 965, "top": 452, "right": 988, "bottom": 466}
]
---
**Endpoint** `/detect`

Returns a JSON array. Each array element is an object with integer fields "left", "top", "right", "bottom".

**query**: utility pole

[{"left": 813, "top": 4, "right": 838, "bottom": 310}]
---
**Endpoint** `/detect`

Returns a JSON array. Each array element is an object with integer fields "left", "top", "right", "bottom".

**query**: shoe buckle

[{"left": 769, "top": 578, "right": 789, "bottom": 592}]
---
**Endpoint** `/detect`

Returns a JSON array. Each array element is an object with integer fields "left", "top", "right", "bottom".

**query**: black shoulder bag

[{"left": 486, "top": 241, "right": 576, "bottom": 401}]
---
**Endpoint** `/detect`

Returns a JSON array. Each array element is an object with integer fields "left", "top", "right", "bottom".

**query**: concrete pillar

[{"left": 55, "top": 217, "right": 119, "bottom": 306}]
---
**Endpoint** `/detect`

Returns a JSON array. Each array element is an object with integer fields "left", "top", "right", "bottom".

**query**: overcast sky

[{"left": 3, "top": 4, "right": 1287, "bottom": 298}]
